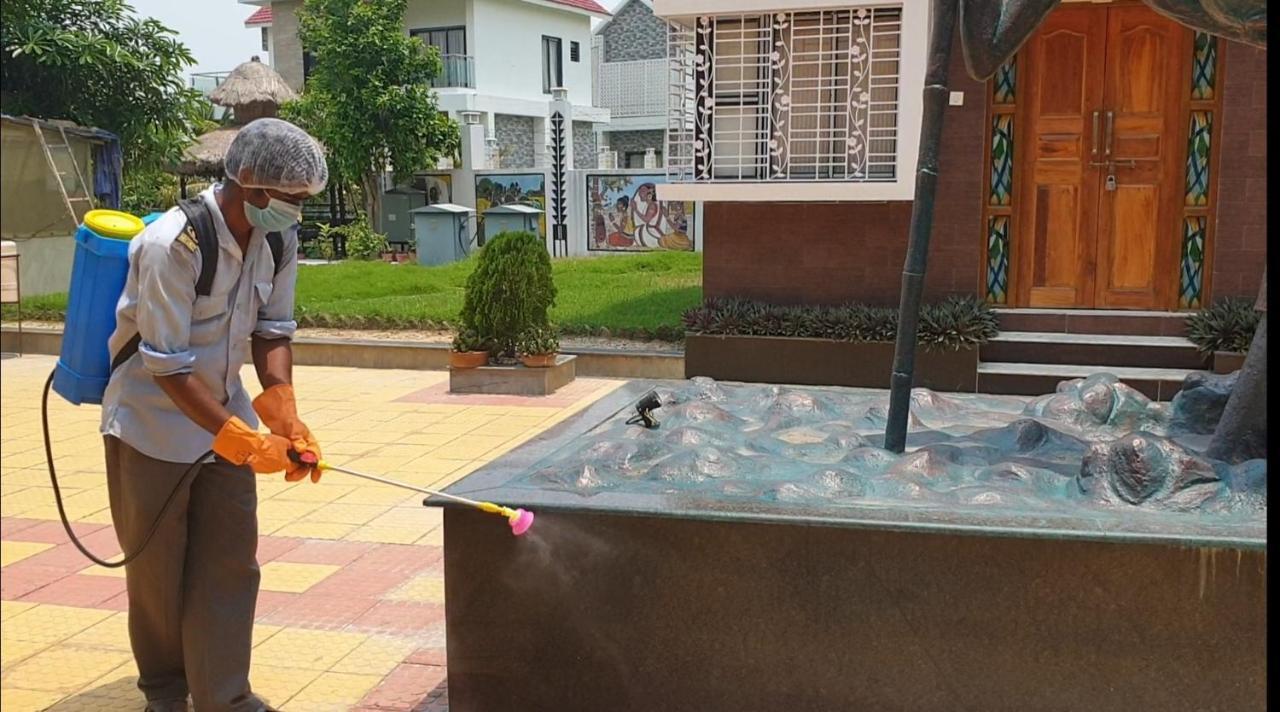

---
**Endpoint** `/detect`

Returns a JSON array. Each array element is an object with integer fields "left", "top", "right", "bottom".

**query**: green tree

[
  {"left": 1, "top": 0, "right": 209, "bottom": 174},
  {"left": 282, "top": 0, "right": 460, "bottom": 223}
]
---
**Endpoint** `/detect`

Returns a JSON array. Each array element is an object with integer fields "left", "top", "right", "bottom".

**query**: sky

[{"left": 128, "top": 0, "right": 627, "bottom": 80}]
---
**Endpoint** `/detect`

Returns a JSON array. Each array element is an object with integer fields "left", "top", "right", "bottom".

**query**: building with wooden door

[{"left": 653, "top": 0, "right": 1265, "bottom": 394}]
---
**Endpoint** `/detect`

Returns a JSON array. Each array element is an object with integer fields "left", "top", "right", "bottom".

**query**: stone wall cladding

[
  {"left": 573, "top": 121, "right": 598, "bottom": 169},
  {"left": 495, "top": 114, "right": 536, "bottom": 170},
  {"left": 601, "top": 0, "right": 667, "bottom": 63},
  {"left": 272, "top": 1, "right": 305, "bottom": 92},
  {"left": 701, "top": 28, "right": 984, "bottom": 306},
  {"left": 1210, "top": 42, "right": 1267, "bottom": 301},
  {"left": 602, "top": 130, "right": 666, "bottom": 165}
]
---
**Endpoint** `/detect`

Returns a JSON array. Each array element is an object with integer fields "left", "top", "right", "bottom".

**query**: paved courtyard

[{"left": 0, "top": 354, "right": 622, "bottom": 711}]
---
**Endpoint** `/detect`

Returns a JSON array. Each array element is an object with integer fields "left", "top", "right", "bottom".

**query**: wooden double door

[{"left": 1016, "top": 3, "right": 1192, "bottom": 309}]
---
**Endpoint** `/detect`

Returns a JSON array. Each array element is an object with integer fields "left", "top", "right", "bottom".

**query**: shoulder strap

[
  {"left": 266, "top": 230, "right": 286, "bottom": 276},
  {"left": 176, "top": 197, "right": 219, "bottom": 297}
]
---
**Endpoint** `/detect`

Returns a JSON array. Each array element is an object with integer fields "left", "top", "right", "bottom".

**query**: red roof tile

[
  {"left": 545, "top": 0, "right": 611, "bottom": 16},
  {"left": 244, "top": 6, "right": 272, "bottom": 26}
]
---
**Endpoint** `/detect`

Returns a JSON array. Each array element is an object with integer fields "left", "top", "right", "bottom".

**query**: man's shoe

[{"left": 143, "top": 699, "right": 188, "bottom": 712}]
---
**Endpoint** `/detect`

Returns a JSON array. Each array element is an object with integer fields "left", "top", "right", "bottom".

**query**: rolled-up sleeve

[
  {"left": 134, "top": 236, "right": 200, "bottom": 376},
  {"left": 254, "top": 227, "right": 298, "bottom": 340}
]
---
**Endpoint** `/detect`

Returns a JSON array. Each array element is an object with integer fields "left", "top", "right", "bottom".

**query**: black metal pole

[{"left": 884, "top": 0, "right": 960, "bottom": 454}]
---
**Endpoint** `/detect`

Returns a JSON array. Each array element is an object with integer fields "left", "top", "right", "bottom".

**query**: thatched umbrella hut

[{"left": 173, "top": 56, "right": 298, "bottom": 195}]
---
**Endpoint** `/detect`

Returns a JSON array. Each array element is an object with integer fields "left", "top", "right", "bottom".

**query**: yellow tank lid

[{"left": 85, "top": 210, "right": 146, "bottom": 240}]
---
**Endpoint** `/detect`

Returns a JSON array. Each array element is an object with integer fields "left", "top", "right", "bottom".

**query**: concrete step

[
  {"left": 976, "top": 361, "right": 1205, "bottom": 401},
  {"left": 980, "top": 331, "right": 1210, "bottom": 370},
  {"left": 994, "top": 308, "right": 1189, "bottom": 337}
]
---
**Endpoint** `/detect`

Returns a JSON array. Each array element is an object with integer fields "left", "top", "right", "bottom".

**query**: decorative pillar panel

[
  {"left": 1178, "top": 32, "right": 1220, "bottom": 309},
  {"left": 983, "top": 59, "right": 1015, "bottom": 304}
]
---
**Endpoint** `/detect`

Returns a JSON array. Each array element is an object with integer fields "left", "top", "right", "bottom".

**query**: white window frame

[{"left": 655, "top": 0, "right": 928, "bottom": 202}]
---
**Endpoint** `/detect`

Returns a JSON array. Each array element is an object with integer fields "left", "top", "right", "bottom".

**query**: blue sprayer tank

[{"left": 52, "top": 210, "right": 157, "bottom": 406}]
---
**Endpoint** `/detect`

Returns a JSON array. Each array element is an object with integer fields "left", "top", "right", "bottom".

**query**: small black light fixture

[{"left": 627, "top": 390, "right": 662, "bottom": 429}]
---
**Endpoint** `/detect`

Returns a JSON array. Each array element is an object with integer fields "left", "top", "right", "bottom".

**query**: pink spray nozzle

[{"left": 509, "top": 508, "right": 535, "bottom": 536}]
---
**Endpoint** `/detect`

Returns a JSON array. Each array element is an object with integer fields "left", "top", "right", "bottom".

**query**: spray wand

[{"left": 289, "top": 451, "right": 535, "bottom": 536}]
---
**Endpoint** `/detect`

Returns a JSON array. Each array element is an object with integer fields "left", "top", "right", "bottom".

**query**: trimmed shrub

[{"left": 459, "top": 231, "right": 557, "bottom": 356}]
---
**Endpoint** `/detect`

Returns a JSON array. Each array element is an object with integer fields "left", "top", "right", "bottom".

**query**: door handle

[
  {"left": 1103, "top": 111, "right": 1114, "bottom": 158},
  {"left": 1091, "top": 111, "right": 1100, "bottom": 158}
]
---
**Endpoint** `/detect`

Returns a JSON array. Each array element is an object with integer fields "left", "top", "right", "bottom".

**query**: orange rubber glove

[
  {"left": 212, "top": 416, "right": 294, "bottom": 474},
  {"left": 253, "top": 384, "right": 322, "bottom": 483}
]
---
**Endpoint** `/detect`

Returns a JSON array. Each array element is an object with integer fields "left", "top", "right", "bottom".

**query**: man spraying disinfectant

[{"left": 101, "top": 118, "right": 326, "bottom": 712}]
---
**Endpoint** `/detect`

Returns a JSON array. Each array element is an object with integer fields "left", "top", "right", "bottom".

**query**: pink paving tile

[
  {"left": 348, "top": 544, "right": 442, "bottom": 576},
  {"left": 22, "top": 537, "right": 123, "bottom": 573},
  {"left": 404, "top": 647, "right": 447, "bottom": 667},
  {"left": 274, "top": 539, "right": 376, "bottom": 567},
  {"left": 19, "top": 572, "right": 127, "bottom": 607},
  {"left": 357, "top": 663, "right": 447, "bottom": 710},
  {"left": 0, "top": 563, "right": 71, "bottom": 599},
  {"left": 1, "top": 516, "right": 44, "bottom": 538},
  {"left": 252, "top": 590, "right": 298, "bottom": 620},
  {"left": 255, "top": 535, "right": 305, "bottom": 563},
  {"left": 305, "top": 567, "right": 408, "bottom": 600},
  {"left": 348, "top": 600, "right": 446, "bottom": 636},
  {"left": 394, "top": 379, "right": 603, "bottom": 407},
  {"left": 8, "top": 519, "right": 109, "bottom": 544},
  {"left": 101, "top": 590, "right": 132, "bottom": 612},
  {"left": 258, "top": 593, "right": 379, "bottom": 630}
]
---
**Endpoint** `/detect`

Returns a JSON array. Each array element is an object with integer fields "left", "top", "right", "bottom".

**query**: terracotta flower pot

[
  {"left": 451, "top": 351, "right": 490, "bottom": 369},
  {"left": 519, "top": 353, "right": 557, "bottom": 368}
]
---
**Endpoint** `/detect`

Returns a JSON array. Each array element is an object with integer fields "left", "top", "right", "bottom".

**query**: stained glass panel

[
  {"left": 989, "top": 114, "right": 1014, "bottom": 206},
  {"left": 1184, "top": 111, "right": 1212, "bottom": 207},
  {"left": 993, "top": 59, "right": 1016, "bottom": 104},
  {"left": 1179, "top": 216, "right": 1206, "bottom": 309},
  {"left": 986, "top": 216, "right": 1009, "bottom": 304},
  {"left": 1191, "top": 32, "right": 1217, "bottom": 100}
]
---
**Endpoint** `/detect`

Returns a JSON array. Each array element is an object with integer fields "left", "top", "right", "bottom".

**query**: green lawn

[{"left": 4, "top": 252, "right": 703, "bottom": 341}]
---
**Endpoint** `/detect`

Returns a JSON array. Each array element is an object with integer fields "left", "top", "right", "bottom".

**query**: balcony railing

[
  {"left": 595, "top": 58, "right": 666, "bottom": 118},
  {"left": 430, "top": 54, "right": 476, "bottom": 89}
]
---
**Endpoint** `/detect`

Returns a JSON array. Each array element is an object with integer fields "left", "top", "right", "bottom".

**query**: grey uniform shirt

[{"left": 101, "top": 184, "right": 299, "bottom": 463}]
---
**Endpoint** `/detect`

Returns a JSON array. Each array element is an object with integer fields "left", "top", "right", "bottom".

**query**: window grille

[{"left": 667, "top": 8, "right": 902, "bottom": 183}]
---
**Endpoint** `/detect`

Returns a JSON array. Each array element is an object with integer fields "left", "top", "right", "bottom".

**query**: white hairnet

[{"left": 224, "top": 117, "right": 329, "bottom": 195}]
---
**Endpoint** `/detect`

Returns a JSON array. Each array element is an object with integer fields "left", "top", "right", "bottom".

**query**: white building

[
  {"left": 241, "top": 0, "right": 612, "bottom": 172},
  {"left": 592, "top": 0, "right": 667, "bottom": 168}
]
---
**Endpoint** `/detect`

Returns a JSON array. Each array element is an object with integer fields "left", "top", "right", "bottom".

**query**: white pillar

[
  {"left": 550, "top": 87, "right": 574, "bottom": 170},
  {"left": 458, "top": 111, "right": 487, "bottom": 171}
]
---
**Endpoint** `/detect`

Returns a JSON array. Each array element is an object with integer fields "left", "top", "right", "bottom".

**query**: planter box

[
  {"left": 685, "top": 334, "right": 978, "bottom": 392},
  {"left": 449, "top": 354, "right": 576, "bottom": 396},
  {"left": 1213, "top": 351, "right": 1246, "bottom": 374}
]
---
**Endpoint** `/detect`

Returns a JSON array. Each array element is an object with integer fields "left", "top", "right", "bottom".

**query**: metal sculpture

[{"left": 885, "top": 0, "right": 1267, "bottom": 454}]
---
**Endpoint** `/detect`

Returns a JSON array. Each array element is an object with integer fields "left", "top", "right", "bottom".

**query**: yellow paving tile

[
  {"left": 1, "top": 600, "right": 39, "bottom": 620},
  {"left": 252, "top": 629, "right": 368, "bottom": 670},
  {"left": 1, "top": 540, "right": 54, "bottom": 566},
  {"left": 330, "top": 635, "right": 419, "bottom": 675},
  {"left": 259, "top": 561, "right": 342, "bottom": 593},
  {"left": 429, "top": 435, "right": 512, "bottom": 461},
  {"left": 0, "top": 687, "right": 68, "bottom": 712},
  {"left": 385, "top": 574, "right": 446, "bottom": 604},
  {"left": 79, "top": 564, "right": 127, "bottom": 578},
  {"left": 1, "top": 489, "right": 60, "bottom": 517},
  {"left": 415, "top": 526, "right": 445, "bottom": 547},
  {"left": 1, "top": 640, "right": 51, "bottom": 668},
  {"left": 2, "top": 645, "right": 133, "bottom": 692},
  {"left": 344, "top": 524, "right": 426, "bottom": 545},
  {"left": 253, "top": 623, "right": 285, "bottom": 648},
  {"left": 54, "top": 673, "right": 141, "bottom": 711},
  {"left": 394, "top": 431, "right": 458, "bottom": 447},
  {"left": 283, "top": 671, "right": 383, "bottom": 711},
  {"left": 271, "top": 482, "right": 354, "bottom": 504},
  {"left": 334, "top": 486, "right": 421, "bottom": 507},
  {"left": 249, "top": 665, "right": 322, "bottom": 708},
  {"left": 256, "top": 499, "right": 324, "bottom": 522},
  {"left": 7, "top": 605, "right": 113, "bottom": 645},
  {"left": 65, "top": 613, "right": 131, "bottom": 652},
  {"left": 365, "top": 507, "right": 437, "bottom": 530},
  {"left": 271, "top": 521, "right": 358, "bottom": 541},
  {"left": 75, "top": 507, "right": 118, "bottom": 525},
  {"left": 400, "top": 453, "right": 478, "bottom": 476},
  {"left": 308, "top": 502, "right": 390, "bottom": 526}
]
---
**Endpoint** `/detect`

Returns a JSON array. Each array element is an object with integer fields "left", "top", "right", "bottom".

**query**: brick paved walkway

[{"left": 1, "top": 354, "right": 622, "bottom": 711}]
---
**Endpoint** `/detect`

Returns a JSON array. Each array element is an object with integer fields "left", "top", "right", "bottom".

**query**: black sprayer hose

[{"left": 41, "top": 370, "right": 209, "bottom": 568}]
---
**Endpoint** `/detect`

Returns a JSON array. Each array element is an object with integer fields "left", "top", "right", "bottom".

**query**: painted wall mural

[
  {"left": 475, "top": 173, "right": 546, "bottom": 237},
  {"left": 587, "top": 174, "right": 694, "bottom": 252}
]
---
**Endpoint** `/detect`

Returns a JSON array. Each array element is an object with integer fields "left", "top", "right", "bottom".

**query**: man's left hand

[{"left": 253, "top": 384, "right": 323, "bottom": 483}]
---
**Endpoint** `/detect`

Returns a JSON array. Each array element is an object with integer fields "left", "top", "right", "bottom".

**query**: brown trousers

[{"left": 104, "top": 436, "right": 266, "bottom": 712}]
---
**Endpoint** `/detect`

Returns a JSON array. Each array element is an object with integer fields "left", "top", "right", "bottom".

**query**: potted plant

[
  {"left": 450, "top": 329, "right": 491, "bottom": 369},
  {"left": 517, "top": 326, "right": 560, "bottom": 368},
  {"left": 1186, "top": 297, "right": 1260, "bottom": 373},
  {"left": 459, "top": 230, "right": 557, "bottom": 359}
]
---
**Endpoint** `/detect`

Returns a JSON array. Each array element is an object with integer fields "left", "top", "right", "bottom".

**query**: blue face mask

[{"left": 244, "top": 196, "right": 302, "bottom": 232}]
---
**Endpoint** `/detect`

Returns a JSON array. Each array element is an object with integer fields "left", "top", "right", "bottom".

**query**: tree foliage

[
  {"left": 281, "top": 0, "right": 460, "bottom": 221},
  {"left": 1, "top": 0, "right": 210, "bottom": 173}
]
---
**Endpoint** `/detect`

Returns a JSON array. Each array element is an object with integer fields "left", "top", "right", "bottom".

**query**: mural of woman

[
  {"left": 605, "top": 196, "right": 635, "bottom": 248},
  {"left": 659, "top": 201, "right": 693, "bottom": 251},
  {"left": 629, "top": 183, "right": 670, "bottom": 247}
]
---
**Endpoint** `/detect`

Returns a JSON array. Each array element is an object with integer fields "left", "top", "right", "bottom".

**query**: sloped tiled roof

[
  {"left": 544, "top": 0, "right": 611, "bottom": 16},
  {"left": 244, "top": 6, "right": 272, "bottom": 26}
]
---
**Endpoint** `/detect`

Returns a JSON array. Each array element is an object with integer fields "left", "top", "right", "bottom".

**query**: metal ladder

[{"left": 31, "top": 119, "right": 95, "bottom": 225}]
